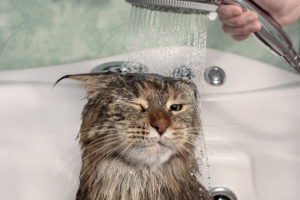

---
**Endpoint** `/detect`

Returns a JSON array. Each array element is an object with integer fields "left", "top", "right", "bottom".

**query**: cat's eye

[
  {"left": 170, "top": 104, "right": 183, "bottom": 112},
  {"left": 130, "top": 99, "right": 148, "bottom": 112},
  {"left": 139, "top": 104, "right": 147, "bottom": 112}
]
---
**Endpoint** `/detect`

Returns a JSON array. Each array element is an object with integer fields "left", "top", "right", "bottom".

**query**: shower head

[
  {"left": 125, "top": 0, "right": 218, "bottom": 14},
  {"left": 125, "top": 0, "right": 300, "bottom": 73}
]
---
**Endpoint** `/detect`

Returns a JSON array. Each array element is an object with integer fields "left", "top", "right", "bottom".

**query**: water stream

[
  {"left": 123, "top": 6, "right": 207, "bottom": 78},
  {"left": 123, "top": 5, "right": 211, "bottom": 188}
]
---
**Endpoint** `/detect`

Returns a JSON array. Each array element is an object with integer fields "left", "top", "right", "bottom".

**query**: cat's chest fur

[{"left": 76, "top": 157, "right": 210, "bottom": 200}]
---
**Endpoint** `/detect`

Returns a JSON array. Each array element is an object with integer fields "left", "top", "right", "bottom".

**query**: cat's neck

[{"left": 77, "top": 155, "right": 210, "bottom": 200}]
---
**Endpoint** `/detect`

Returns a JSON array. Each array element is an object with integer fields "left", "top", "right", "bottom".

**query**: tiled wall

[{"left": 0, "top": 0, "right": 299, "bottom": 71}]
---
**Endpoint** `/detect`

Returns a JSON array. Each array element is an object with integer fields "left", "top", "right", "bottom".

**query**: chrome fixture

[
  {"left": 91, "top": 61, "right": 149, "bottom": 74},
  {"left": 209, "top": 187, "right": 238, "bottom": 200},
  {"left": 204, "top": 66, "right": 226, "bottom": 86},
  {"left": 125, "top": 0, "right": 300, "bottom": 73},
  {"left": 126, "top": 0, "right": 217, "bottom": 14}
]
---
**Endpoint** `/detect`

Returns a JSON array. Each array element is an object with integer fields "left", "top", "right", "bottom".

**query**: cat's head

[{"left": 60, "top": 72, "right": 200, "bottom": 168}]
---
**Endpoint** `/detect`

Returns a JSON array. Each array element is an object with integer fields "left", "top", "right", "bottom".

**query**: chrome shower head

[
  {"left": 125, "top": 0, "right": 300, "bottom": 73},
  {"left": 126, "top": 0, "right": 217, "bottom": 14}
]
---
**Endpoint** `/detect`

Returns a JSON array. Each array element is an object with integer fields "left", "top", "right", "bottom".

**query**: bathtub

[{"left": 1, "top": 47, "right": 299, "bottom": 200}]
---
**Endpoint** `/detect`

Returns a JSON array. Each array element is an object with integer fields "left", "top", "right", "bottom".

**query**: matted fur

[{"left": 61, "top": 72, "right": 212, "bottom": 200}]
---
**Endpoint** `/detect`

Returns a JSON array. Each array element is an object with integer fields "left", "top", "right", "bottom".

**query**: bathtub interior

[{"left": 1, "top": 47, "right": 300, "bottom": 200}]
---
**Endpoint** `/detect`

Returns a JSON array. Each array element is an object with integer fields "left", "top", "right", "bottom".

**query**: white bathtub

[{"left": 1, "top": 47, "right": 299, "bottom": 200}]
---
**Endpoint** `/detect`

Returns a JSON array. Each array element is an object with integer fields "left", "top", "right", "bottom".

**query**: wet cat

[{"left": 58, "top": 72, "right": 212, "bottom": 200}]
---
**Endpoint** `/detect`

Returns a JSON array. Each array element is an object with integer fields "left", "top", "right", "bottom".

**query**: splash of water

[
  {"left": 123, "top": 6, "right": 207, "bottom": 79},
  {"left": 123, "top": 5, "right": 211, "bottom": 188}
]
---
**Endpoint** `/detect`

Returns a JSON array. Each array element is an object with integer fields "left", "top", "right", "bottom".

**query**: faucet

[{"left": 125, "top": 0, "right": 300, "bottom": 73}]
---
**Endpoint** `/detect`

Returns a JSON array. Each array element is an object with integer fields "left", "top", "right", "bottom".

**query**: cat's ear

[
  {"left": 182, "top": 81, "right": 198, "bottom": 100},
  {"left": 55, "top": 73, "right": 115, "bottom": 98}
]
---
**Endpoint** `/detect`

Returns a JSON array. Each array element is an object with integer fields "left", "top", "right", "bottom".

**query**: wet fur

[{"left": 60, "top": 72, "right": 212, "bottom": 200}]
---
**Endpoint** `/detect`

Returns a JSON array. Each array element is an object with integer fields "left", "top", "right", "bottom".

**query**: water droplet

[{"left": 207, "top": 12, "right": 218, "bottom": 21}]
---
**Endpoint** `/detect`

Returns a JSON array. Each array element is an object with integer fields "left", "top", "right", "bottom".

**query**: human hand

[
  {"left": 216, "top": 0, "right": 300, "bottom": 41},
  {"left": 216, "top": 4, "right": 261, "bottom": 41}
]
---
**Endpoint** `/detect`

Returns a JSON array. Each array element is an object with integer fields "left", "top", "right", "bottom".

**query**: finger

[
  {"left": 220, "top": 11, "right": 258, "bottom": 28},
  {"left": 216, "top": 5, "right": 243, "bottom": 19},
  {"left": 222, "top": 21, "right": 261, "bottom": 36},
  {"left": 231, "top": 34, "right": 251, "bottom": 41},
  {"left": 276, "top": 4, "right": 300, "bottom": 26}
]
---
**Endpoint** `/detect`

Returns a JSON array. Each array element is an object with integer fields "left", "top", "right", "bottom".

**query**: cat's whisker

[
  {"left": 81, "top": 139, "right": 125, "bottom": 162},
  {"left": 110, "top": 142, "right": 134, "bottom": 167},
  {"left": 86, "top": 129, "right": 121, "bottom": 134},
  {"left": 183, "top": 132, "right": 201, "bottom": 137},
  {"left": 175, "top": 142, "right": 195, "bottom": 157},
  {"left": 63, "top": 137, "right": 125, "bottom": 169},
  {"left": 81, "top": 133, "right": 117, "bottom": 143},
  {"left": 174, "top": 137, "right": 196, "bottom": 146},
  {"left": 182, "top": 139, "right": 197, "bottom": 148},
  {"left": 78, "top": 155, "right": 118, "bottom": 188},
  {"left": 202, "top": 126, "right": 237, "bottom": 132},
  {"left": 79, "top": 141, "right": 129, "bottom": 179},
  {"left": 56, "top": 135, "right": 122, "bottom": 170},
  {"left": 60, "top": 140, "right": 125, "bottom": 200},
  {"left": 84, "top": 129, "right": 122, "bottom": 136},
  {"left": 203, "top": 122, "right": 242, "bottom": 128},
  {"left": 78, "top": 132, "right": 132, "bottom": 146},
  {"left": 175, "top": 126, "right": 202, "bottom": 131},
  {"left": 172, "top": 137, "right": 198, "bottom": 153},
  {"left": 85, "top": 136, "right": 132, "bottom": 157},
  {"left": 202, "top": 123, "right": 243, "bottom": 132},
  {"left": 91, "top": 124, "right": 127, "bottom": 130},
  {"left": 51, "top": 135, "right": 80, "bottom": 168},
  {"left": 79, "top": 137, "right": 122, "bottom": 154},
  {"left": 205, "top": 138, "right": 239, "bottom": 153},
  {"left": 85, "top": 128, "right": 148, "bottom": 139},
  {"left": 177, "top": 131, "right": 239, "bottom": 153},
  {"left": 54, "top": 142, "right": 123, "bottom": 180},
  {"left": 87, "top": 123, "right": 129, "bottom": 129}
]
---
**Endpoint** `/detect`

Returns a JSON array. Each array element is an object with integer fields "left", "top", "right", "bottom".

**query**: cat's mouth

[
  {"left": 140, "top": 141, "right": 172, "bottom": 153},
  {"left": 140, "top": 140, "right": 171, "bottom": 147},
  {"left": 158, "top": 141, "right": 171, "bottom": 149},
  {"left": 122, "top": 140, "right": 174, "bottom": 167}
]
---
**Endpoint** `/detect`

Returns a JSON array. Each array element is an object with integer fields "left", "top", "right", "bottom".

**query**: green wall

[
  {"left": 0, "top": 0, "right": 299, "bottom": 71},
  {"left": 207, "top": 19, "right": 299, "bottom": 72}
]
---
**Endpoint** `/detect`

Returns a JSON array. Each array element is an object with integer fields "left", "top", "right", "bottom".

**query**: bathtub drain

[{"left": 209, "top": 187, "right": 237, "bottom": 200}]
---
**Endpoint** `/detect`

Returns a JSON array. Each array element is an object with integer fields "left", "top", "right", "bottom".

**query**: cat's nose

[
  {"left": 149, "top": 109, "right": 171, "bottom": 135},
  {"left": 150, "top": 121, "right": 170, "bottom": 135}
]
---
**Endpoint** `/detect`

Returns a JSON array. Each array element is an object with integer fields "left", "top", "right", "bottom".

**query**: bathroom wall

[
  {"left": 0, "top": 0, "right": 131, "bottom": 70},
  {"left": 0, "top": 0, "right": 299, "bottom": 71}
]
